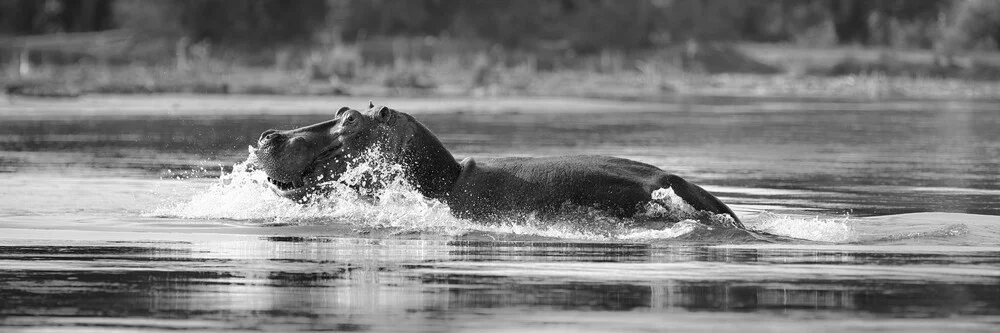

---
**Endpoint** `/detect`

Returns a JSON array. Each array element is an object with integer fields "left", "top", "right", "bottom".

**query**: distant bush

[
  {"left": 378, "top": 65, "right": 437, "bottom": 90},
  {"left": 114, "top": 0, "right": 328, "bottom": 50},
  {"left": 949, "top": 0, "right": 1000, "bottom": 49},
  {"left": 304, "top": 46, "right": 362, "bottom": 82}
]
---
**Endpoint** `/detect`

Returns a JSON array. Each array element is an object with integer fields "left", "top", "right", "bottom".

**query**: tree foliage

[
  {"left": 114, "top": 0, "right": 328, "bottom": 48},
  {"left": 951, "top": 0, "right": 1000, "bottom": 48},
  {"left": 2, "top": 0, "right": 999, "bottom": 51},
  {"left": 335, "top": 0, "right": 657, "bottom": 52},
  {"left": 0, "top": 0, "right": 112, "bottom": 34}
]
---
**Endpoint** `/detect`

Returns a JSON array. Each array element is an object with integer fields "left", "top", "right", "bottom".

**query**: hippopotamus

[{"left": 254, "top": 103, "right": 744, "bottom": 229}]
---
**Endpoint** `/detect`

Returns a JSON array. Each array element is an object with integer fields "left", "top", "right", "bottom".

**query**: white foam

[
  {"left": 158, "top": 147, "right": 465, "bottom": 232},
  {"left": 159, "top": 150, "right": 760, "bottom": 241},
  {"left": 748, "top": 212, "right": 857, "bottom": 243},
  {"left": 620, "top": 220, "right": 705, "bottom": 240},
  {"left": 640, "top": 188, "right": 740, "bottom": 229},
  {"left": 647, "top": 188, "right": 698, "bottom": 218}
]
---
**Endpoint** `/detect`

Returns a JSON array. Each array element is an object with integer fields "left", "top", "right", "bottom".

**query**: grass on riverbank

[{"left": 4, "top": 43, "right": 1000, "bottom": 101}]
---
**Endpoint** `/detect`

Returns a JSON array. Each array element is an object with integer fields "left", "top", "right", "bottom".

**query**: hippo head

[{"left": 254, "top": 103, "right": 415, "bottom": 200}]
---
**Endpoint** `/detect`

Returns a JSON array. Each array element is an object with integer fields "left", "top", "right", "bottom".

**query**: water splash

[
  {"left": 747, "top": 212, "right": 857, "bottom": 243},
  {"left": 158, "top": 148, "right": 760, "bottom": 241},
  {"left": 158, "top": 146, "right": 461, "bottom": 231},
  {"left": 639, "top": 188, "right": 740, "bottom": 229},
  {"left": 155, "top": 151, "right": 312, "bottom": 222},
  {"left": 620, "top": 220, "right": 708, "bottom": 240}
]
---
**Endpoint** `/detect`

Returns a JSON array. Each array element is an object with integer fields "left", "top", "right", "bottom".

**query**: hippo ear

[
  {"left": 376, "top": 106, "right": 395, "bottom": 124},
  {"left": 336, "top": 106, "right": 350, "bottom": 116}
]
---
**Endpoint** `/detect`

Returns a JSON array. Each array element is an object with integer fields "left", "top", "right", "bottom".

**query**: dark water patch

[
  {"left": 670, "top": 281, "right": 1000, "bottom": 317},
  {"left": 1, "top": 271, "right": 244, "bottom": 317},
  {"left": 446, "top": 240, "right": 650, "bottom": 249},
  {"left": 406, "top": 273, "right": 1000, "bottom": 316},
  {"left": 0, "top": 270, "right": 242, "bottom": 285},
  {"left": 446, "top": 240, "right": 652, "bottom": 256},
  {"left": 684, "top": 247, "right": 1000, "bottom": 266},
  {"left": 263, "top": 269, "right": 354, "bottom": 286},
  {"left": 1, "top": 316, "right": 371, "bottom": 332},
  {"left": 0, "top": 245, "right": 187, "bottom": 256},
  {"left": 0, "top": 115, "right": 342, "bottom": 158},
  {"left": 263, "top": 236, "right": 340, "bottom": 243},
  {"left": 423, "top": 278, "right": 657, "bottom": 311},
  {"left": 267, "top": 258, "right": 346, "bottom": 264}
]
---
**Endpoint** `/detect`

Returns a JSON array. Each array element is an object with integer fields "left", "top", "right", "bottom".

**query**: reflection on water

[{"left": 1, "top": 238, "right": 998, "bottom": 331}]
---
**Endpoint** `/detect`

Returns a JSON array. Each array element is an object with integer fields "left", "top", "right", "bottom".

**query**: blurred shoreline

[
  {"left": 4, "top": 1, "right": 1000, "bottom": 101},
  {"left": 5, "top": 42, "right": 1000, "bottom": 102}
]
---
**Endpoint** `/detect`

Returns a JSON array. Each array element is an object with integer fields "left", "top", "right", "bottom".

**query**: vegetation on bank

[
  {"left": 2, "top": 0, "right": 1000, "bottom": 100},
  {"left": 5, "top": 42, "right": 999, "bottom": 101}
]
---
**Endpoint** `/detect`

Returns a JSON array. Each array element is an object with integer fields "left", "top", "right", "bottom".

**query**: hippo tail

[{"left": 662, "top": 174, "right": 745, "bottom": 229}]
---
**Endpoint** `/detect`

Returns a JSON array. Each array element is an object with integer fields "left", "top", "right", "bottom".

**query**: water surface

[{"left": 1, "top": 95, "right": 998, "bottom": 332}]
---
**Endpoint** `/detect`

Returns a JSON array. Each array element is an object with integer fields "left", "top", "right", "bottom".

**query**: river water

[{"left": 1, "top": 95, "right": 998, "bottom": 332}]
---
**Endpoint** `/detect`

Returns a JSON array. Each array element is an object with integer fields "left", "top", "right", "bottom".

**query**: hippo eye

[{"left": 345, "top": 115, "right": 356, "bottom": 123}]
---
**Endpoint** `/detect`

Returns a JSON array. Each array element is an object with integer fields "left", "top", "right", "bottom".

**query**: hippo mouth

[
  {"left": 258, "top": 143, "right": 348, "bottom": 199},
  {"left": 266, "top": 176, "right": 305, "bottom": 191},
  {"left": 264, "top": 175, "right": 315, "bottom": 201}
]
